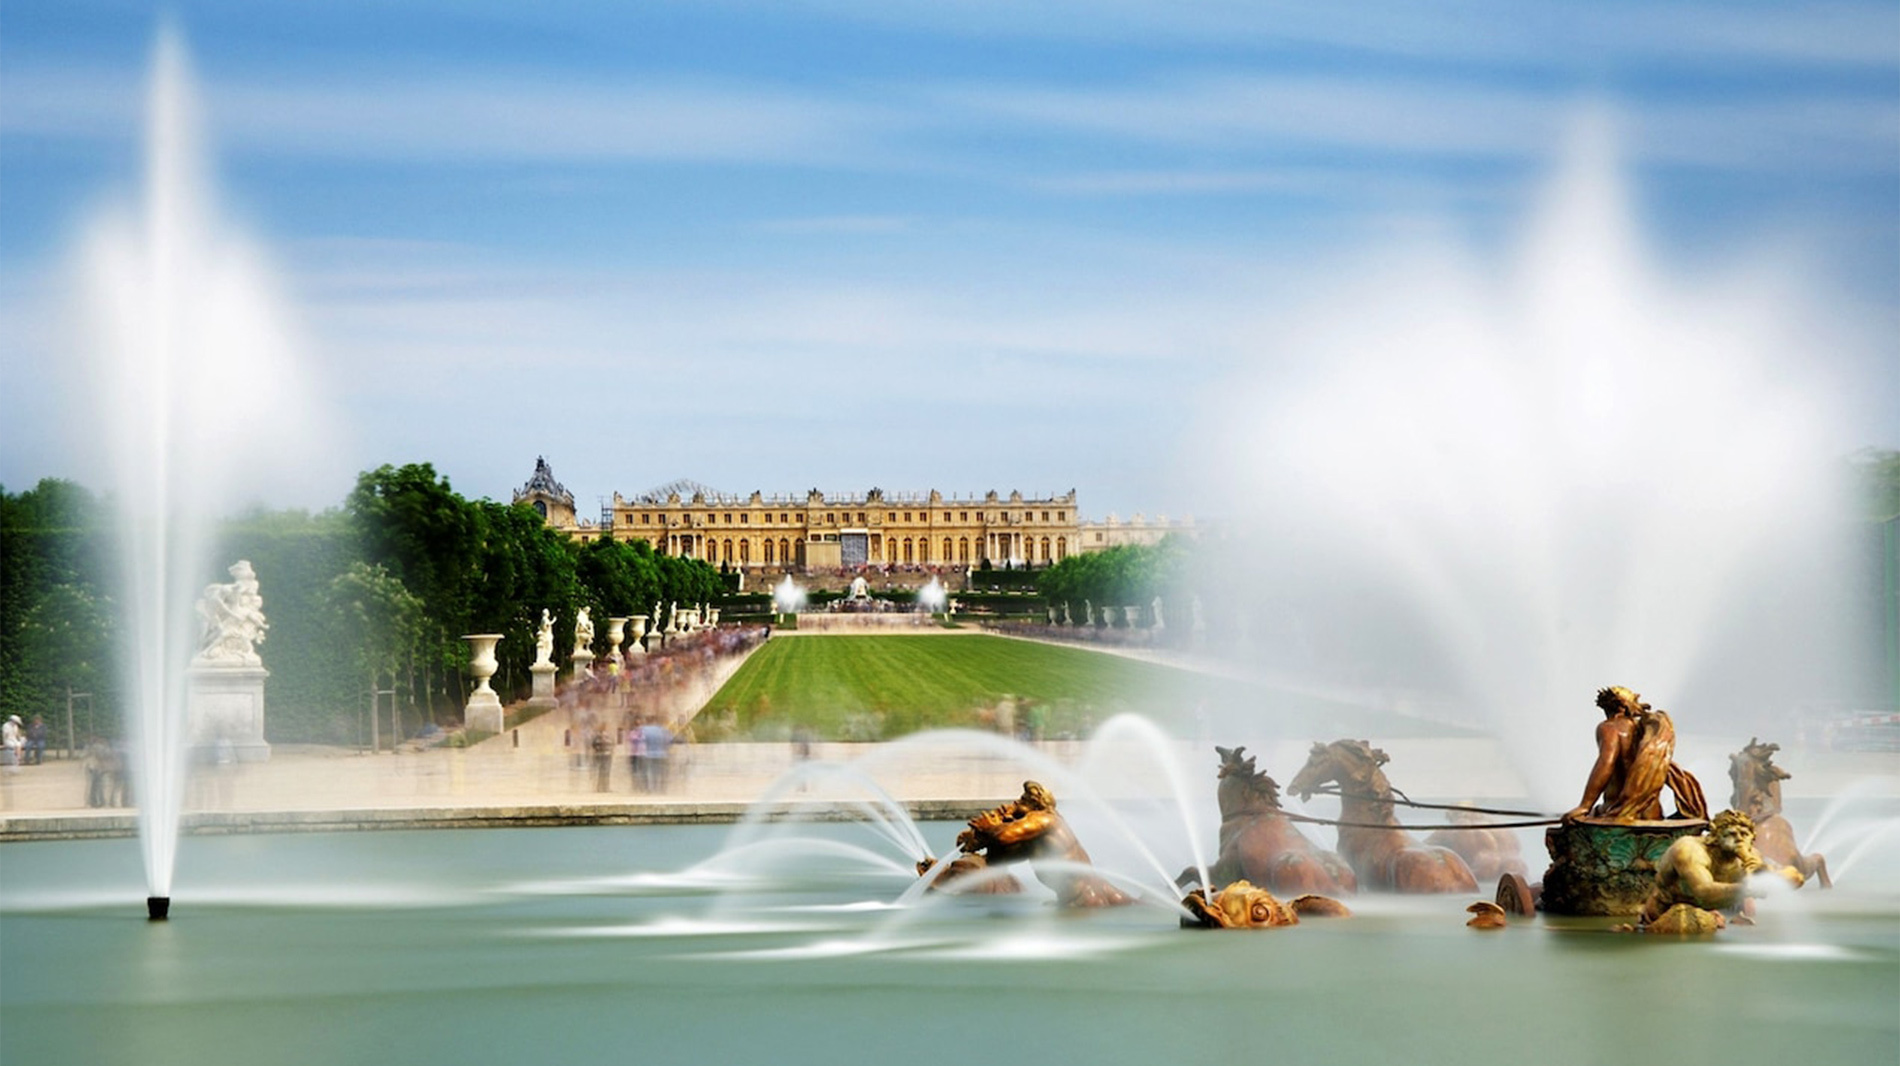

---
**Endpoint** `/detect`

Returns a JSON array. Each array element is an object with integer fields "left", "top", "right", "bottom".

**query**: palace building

[{"left": 512, "top": 458, "right": 1089, "bottom": 574}]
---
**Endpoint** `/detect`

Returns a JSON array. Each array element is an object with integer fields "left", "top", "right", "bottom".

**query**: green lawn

[{"left": 695, "top": 633, "right": 1465, "bottom": 742}]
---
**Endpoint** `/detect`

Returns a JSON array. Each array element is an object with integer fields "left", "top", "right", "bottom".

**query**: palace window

[
  {"left": 1057, "top": 511, "right": 1065, "bottom": 521},
  {"left": 960, "top": 512, "right": 968, "bottom": 522},
  {"left": 903, "top": 512, "right": 911, "bottom": 522},
  {"left": 765, "top": 540, "right": 776, "bottom": 564},
  {"left": 741, "top": 513, "right": 749, "bottom": 524},
  {"left": 642, "top": 514, "right": 651, "bottom": 525}
]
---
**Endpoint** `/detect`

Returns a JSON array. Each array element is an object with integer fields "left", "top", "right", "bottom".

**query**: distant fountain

[
  {"left": 79, "top": 29, "right": 326, "bottom": 917},
  {"left": 772, "top": 576, "right": 807, "bottom": 617},
  {"left": 917, "top": 577, "right": 947, "bottom": 614}
]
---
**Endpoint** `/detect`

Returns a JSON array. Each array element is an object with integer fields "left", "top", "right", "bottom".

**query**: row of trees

[
  {"left": 1035, "top": 537, "right": 1196, "bottom": 624},
  {"left": 0, "top": 464, "right": 725, "bottom": 745}
]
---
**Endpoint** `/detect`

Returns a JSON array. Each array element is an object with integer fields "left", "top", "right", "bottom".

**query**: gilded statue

[
  {"left": 1286, "top": 739, "right": 1478, "bottom": 893},
  {"left": 921, "top": 781, "right": 1133, "bottom": 907},
  {"left": 1634, "top": 809, "right": 1804, "bottom": 933},
  {"left": 1728, "top": 738, "right": 1829, "bottom": 888},
  {"left": 1180, "top": 879, "right": 1350, "bottom": 930},
  {"left": 1565, "top": 686, "right": 1708, "bottom": 823},
  {"left": 1189, "top": 745, "right": 1355, "bottom": 896}
]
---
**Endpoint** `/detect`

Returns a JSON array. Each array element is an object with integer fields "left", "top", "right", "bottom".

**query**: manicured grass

[{"left": 696, "top": 633, "right": 1464, "bottom": 742}]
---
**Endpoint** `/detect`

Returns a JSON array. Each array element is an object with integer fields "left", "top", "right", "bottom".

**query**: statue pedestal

[
  {"left": 570, "top": 650, "right": 595, "bottom": 682},
  {"left": 187, "top": 662, "right": 271, "bottom": 762},
  {"left": 526, "top": 662, "right": 558, "bottom": 710},
  {"left": 1540, "top": 818, "right": 1707, "bottom": 916},
  {"left": 464, "top": 690, "right": 504, "bottom": 736}
]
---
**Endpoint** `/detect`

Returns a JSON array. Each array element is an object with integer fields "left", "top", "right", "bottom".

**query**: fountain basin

[{"left": 2, "top": 815, "right": 1894, "bottom": 1066}]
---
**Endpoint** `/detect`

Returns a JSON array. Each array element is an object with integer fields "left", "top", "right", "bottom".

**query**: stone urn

[
  {"left": 463, "top": 634, "right": 505, "bottom": 734},
  {"left": 628, "top": 615, "right": 649, "bottom": 656},
  {"left": 606, "top": 617, "right": 629, "bottom": 674}
]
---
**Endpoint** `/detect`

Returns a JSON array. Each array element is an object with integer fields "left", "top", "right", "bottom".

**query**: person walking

[
  {"left": 83, "top": 735, "right": 110, "bottom": 807},
  {"left": 640, "top": 719, "right": 673, "bottom": 793},
  {"left": 590, "top": 727, "right": 614, "bottom": 792}
]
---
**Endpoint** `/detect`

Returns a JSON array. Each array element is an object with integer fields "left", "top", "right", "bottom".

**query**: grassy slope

[{"left": 699, "top": 633, "right": 1462, "bottom": 741}]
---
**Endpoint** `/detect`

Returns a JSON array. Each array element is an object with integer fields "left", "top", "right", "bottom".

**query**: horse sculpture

[
  {"left": 1286, "top": 739, "right": 1479, "bottom": 894},
  {"left": 1728, "top": 738, "right": 1829, "bottom": 888},
  {"left": 1425, "top": 808, "right": 1529, "bottom": 883},
  {"left": 1184, "top": 745, "right": 1357, "bottom": 896}
]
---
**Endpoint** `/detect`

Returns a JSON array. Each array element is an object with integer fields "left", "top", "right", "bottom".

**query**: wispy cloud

[
  {"left": 3, "top": 66, "right": 897, "bottom": 166},
  {"left": 10, "top": 54, "right": 1893, "bottom": 183}
]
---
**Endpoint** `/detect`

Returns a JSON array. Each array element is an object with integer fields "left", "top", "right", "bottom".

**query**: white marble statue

[
  {"left": 1151, "top": 596, "right": 1165, "bottom": 629},
  {"left": 195, "top": 560, "right": 267, "bottom": 666},
  {"left": 574, "top": 607, "right": 594, "bottom": 651},
  {"left": 534, "top": 609, "right": 554, "bottom": 666}
]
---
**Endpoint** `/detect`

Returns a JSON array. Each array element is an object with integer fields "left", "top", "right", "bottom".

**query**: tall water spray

[
  {"left": 917, "top": 576, "right": 947, "bottom": 614},
  {"left": 772, "top": 576, "right": 808, "bottom": 615},
  {"left": 79, "top": 30, "right": 322, "bottom": 909},
  {"left": 1201, "top": 115, "right": 1868, "bottom": 803}
]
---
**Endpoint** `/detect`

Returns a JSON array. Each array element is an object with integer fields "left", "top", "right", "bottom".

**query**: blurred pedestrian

[
  {"left": 627, "top": 715, "right": 648, "bottom": 793},
  {"left": 84, "top": 735, "right": 110, "bottom": 807},
  {"left": 590, "top": 727, "right": 613, "bottom": 792},
  {"left": 26, "top": 714, "right": 47, "bottom": 764},
  {"left": 640, "top": 719, "right": 673, "bottom": 793},
  {"left": 0, "top": 715, "right": 22, "bottom": 772}
]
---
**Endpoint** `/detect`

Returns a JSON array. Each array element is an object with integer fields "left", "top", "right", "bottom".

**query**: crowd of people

[
  {"left": 984, "top": 620, "right": 1164, "bottom": 650},
  {"left": 563, "top": 624, "right": 770, "bottom": 793}
]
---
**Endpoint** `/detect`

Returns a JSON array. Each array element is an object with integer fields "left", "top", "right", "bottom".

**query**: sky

[{"left": 2, "top": 1, "right": 1896, "bottom": 522}]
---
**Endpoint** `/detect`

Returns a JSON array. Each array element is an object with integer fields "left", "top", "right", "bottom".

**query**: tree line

[
  {"left": 0, "top": 463, "right": 724, "bottom": 746},
  {"left": 1035, "top": 536, "right": 1196, "bottom": 625}
]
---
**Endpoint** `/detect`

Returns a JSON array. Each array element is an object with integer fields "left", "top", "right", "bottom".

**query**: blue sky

[{"left": 3, "top": 1, "right": 1896, "bottom": 520}]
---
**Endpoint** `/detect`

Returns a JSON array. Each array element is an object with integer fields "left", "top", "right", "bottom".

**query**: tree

[
  {"left": 345, "top": 464, "right": 484, "bottom": 718},
  {"left": 323, "top": 562, "right": 423, "bottom": 749},
  {"left": 0, "top": 480, "right": 118, "bottom": 728}
]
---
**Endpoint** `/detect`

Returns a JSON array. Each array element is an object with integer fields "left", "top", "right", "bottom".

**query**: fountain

[
  {"left": 78, "top": 28, "right": 326, "bottom": 919},
  {"left": 6, "top": 24, "right": 1893, "bottom": 1058},
  {"left": 1192, "top": 117, "right": 1874, "bottom": 811},
  {"left": 772, "top": 575, "right": 806, "bottom": 619},
  {"left": 917, "top": 576, "right": 948, "bottom": 615}
]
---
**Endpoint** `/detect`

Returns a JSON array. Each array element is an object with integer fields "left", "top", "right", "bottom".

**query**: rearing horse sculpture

[
  {"left": 1728, "top": 738, "right": 1830, "bottom": 888},
  {"left": 1185, "top": 745, "right": 1357, "bottom": 896},
  {"left": 1287, "top": 739, "right": 1479, "bottom": 894}
]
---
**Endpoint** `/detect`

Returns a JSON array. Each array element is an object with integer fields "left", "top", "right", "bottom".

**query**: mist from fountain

[
  {"left": 772, "top": 575, "right": 808, "bottom": 615},
  {"left": 78, "top": 28, "right": 325, "bottom": 906},
  {"left": 669, "top": 716, "right": 1216, "bottom": 925},
  {"left": 917, "top": 576, "right": 947, "bottom": 614},
  {"left": 1197, "top": 113, "right": 1873, "bottom": 807}
]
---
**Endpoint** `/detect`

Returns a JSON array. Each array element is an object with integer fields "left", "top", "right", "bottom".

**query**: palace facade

[{"left": 513, "top": 458, "right": 1086, "bottom": 573}]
